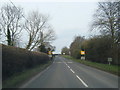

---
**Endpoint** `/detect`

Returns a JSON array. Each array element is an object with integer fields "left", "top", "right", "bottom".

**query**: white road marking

[
  {"left": 20, "top": 65, "right": 51, "bottom": 88},
  {"left": 65, "top": 63, "right": 68, "bottom": 66},
  {"left": 76, "top": 75, "right": 88, "bottom": 87},
  {"left": 70, "top": 69, "right": 75, "bottom": 73},
  {"left": 68, "top": 66, "right": 70, "bottom": 68},
  {"left": 63, "top": 59, "right": 88, "bottom": 87},
  {"left": 54, "top": 62, "right": 63, "bottom": 63},
  {"left": 67, "top": 62, "right": 73, "bottom": 63},
  {"left": 63, "top": 61, "right": 67, "bottom": 65}
]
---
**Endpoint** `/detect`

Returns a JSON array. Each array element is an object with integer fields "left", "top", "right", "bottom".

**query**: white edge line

[
  {"left": 76, "top": 75, "right": 88, "bottom": 87},
  {"left": 20, "top": 66, "right": 50, "bottom": 88},
  {"left": 70, "top": 69, "right": 75, "bottom": 73}
]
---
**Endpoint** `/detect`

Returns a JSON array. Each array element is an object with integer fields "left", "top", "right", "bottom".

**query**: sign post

[
  {"left": 48, "top": 51, "right": 52, "bottom": 58},
  {"left": 108, "top": 58, "right": 112, "bottom": 65}
]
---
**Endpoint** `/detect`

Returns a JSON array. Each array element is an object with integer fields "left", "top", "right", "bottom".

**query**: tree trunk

[{"left": 7, "top": 26, "right": 11, "bottom": 46}]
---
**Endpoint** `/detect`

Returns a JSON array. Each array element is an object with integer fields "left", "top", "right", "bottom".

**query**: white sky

[{"left": 0, "top": 0, "right": 99, "bottom": 54}]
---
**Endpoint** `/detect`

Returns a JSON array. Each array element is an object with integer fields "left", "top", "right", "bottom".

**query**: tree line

[
  {"left": 0, "top": 3, "right": 56, "bottom": 52},
  {"left": 61, "top": 1, "right": 120, "bottom": 65}
]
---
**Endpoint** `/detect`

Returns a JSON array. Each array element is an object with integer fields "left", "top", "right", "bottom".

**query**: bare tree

[
  {"left": 115, "top": 1, "right": 120, "bottom": 44},
  {"left": 91, "top": 1, "right": 120, "bottom": 64},
  {"left": 0, "top": 4, "right": 23, "bottom": 46},
  {"left": 91, "top": 1, "right": 120, "bottom": 44},
  {"left": 24, "top": 11, "right": 56, "bottom": 51}
]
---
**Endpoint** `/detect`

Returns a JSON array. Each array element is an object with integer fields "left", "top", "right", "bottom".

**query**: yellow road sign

[
  {"left": 80, "top": 51, "right": 85, "bottom": 55},
  {"left": 48, "top": 51, "right": 52, "bottom": 55}
]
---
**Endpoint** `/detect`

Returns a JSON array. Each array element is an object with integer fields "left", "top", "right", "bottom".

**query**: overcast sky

[{"left": 0, "top": 0, "right": 99, "bottom": 53}]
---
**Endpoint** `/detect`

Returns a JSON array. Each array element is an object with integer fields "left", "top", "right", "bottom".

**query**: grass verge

[
  {"left": 3, "top": 60, "right": 53, "bottom": 88},
  {"left": 62, "top": 55, "right": 120, "bottom": 76}
]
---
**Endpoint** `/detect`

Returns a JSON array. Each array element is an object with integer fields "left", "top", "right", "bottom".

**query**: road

[{"left": 21, "top": 56, "right": 119, "bottom": 88}]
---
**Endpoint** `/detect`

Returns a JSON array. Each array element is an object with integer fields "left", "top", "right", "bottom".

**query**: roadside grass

[
  {"left": 62, "top": 55, "right": 120, "bottom": 76},
  {"left": 3, "top": 60, "right": 53, "bottom": 88}
]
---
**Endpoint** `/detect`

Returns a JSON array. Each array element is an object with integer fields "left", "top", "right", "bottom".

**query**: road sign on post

[
  {"left": 80, "top": 51, "right": 85, "bottom": 55},
  {"left": 48, "top": 51, "right": 52, "bottom": 59},
  {"left": 48, "top": 51, "right": 52, "bottom": 55},
  {"left": 108, "top": 58, "right": 112, "bottom": 65},
  {"left": 80, "top": 50, "right": 85, "bottom": 60}
]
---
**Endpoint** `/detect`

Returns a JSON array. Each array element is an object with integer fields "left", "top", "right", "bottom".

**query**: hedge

[{"left": 2, "top": 44, "right": 49, "bottom": 81}]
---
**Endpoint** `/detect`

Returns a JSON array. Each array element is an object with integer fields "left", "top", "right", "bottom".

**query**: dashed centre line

[
  {"left": 76, "top": 75, "right": 88, "bottom": 87},
  {"left": 63, "top": 60, "right": 88, "bottom": 88},
  {"left": 68, "top": 66, "right": 70, "bottom": 68},
  {"left": 65, "top": 63, "right": 68, "bottom": 66},
  {"left": 70, "top": 69, "right": 75, "bottom": 73}
]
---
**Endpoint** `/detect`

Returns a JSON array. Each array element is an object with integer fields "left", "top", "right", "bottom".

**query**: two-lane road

[{"left": 21, "top": 56, "right": 119, "bottom": 88}]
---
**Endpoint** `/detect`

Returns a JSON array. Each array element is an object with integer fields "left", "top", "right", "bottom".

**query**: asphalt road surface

[{"left": 21, "top": 56, "right": 119, "bottom": 88}]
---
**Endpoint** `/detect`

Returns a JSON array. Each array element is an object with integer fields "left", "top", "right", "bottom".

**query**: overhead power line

[{"left": 9, "top": 0, "right": 29, "bottom": 22}]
